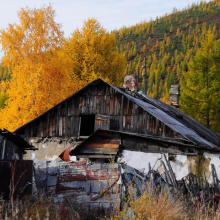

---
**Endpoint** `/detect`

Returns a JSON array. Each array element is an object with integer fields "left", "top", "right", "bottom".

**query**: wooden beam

[
  {"left": 91, "top": 177, "right": 119, "bottom": 201},
  {"left": 56, "top": 106, "right": 61, "bottom": 136},
  {"left": 75, "top": 147, "right": 118, "bottom": 155},
  {"left": 120, "top": 95, "right": 124, "bottom": 131},
  {"left": 83, "top": 143, "right": 119, "bottom": 149},
  {"left": 76, "top": 155, "right": 112, "bottom": 158},
  {"left": 47, "top": 112, "right": 50, "bottom": 137},
  {"left": 65, "top": 102, "right": 68, "bottom": 136}
]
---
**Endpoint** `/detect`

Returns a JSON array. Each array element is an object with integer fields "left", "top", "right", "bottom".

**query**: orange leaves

[
  {"left": 0, "top": 12, "right": 126, "bottom": 131},
  {"left": 65, "top": 18, "right": 126, "bottom": 87},
  {"left": 0, "top": 5, "right": 72, "bottom": 131}
]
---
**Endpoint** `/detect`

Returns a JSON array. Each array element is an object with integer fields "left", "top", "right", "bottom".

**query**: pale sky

[{"left": 0, "top": 0, "right": 209, "bottom": 59}]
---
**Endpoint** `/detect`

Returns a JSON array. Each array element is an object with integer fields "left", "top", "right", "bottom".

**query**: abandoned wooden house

[
  {"left": 0, "top": 129, "right": 36, "bottom": 200},
  {"left": 14, "top": 77, "right": 220, "bottom": 179},
  {"left": 0, "top": 129, "right": 36, "bottom": 160}
]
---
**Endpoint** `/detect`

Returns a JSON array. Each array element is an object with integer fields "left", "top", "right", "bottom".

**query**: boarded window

[{"left": 94, "top": 115, "right": 110, "bottom": 131}]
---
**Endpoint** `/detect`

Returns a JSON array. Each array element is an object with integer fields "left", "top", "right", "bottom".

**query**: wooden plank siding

[{"left": 16, "top": 81, "right": 179, "bottom": 139}]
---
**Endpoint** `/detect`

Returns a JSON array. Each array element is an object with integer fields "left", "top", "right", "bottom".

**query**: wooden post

[
  {"left": 120, "top": 95, "right": 124, "bottom": 131},
  {"left": 65, "top": 102, "right": 68, "bottom": 137},
  {"left": 47, "top": 112, "right": 50, "bottom": 137},
  {"left": 56, "top": 105, "right": 61, "bottom": 136}
]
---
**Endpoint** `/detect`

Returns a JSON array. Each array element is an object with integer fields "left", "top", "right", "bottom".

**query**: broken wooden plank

[{"left": 91, "top": 177, "right": 119, "bottom": 201}]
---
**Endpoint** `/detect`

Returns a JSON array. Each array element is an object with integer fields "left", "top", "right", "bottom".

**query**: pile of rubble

[{"left": 32, "top": 154, "right": 220, "bottom": 218}]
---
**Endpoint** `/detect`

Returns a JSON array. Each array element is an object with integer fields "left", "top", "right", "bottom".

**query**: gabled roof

[
  {"left": 15, "top": 79, "right": 104, "bottom": 133},
  {"left": 109, "top": 83, "right": 219, "bottom": 149},
  {"left": 15, "top": 78, "right": 219, "bottom": 149},
  {"left": 136, "top": 91, "right": 219, "bottom": 148}
]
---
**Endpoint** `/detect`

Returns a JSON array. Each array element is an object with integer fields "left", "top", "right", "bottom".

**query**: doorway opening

[{"left": 80, "top": 115, "right": 95, "bottom": 137}]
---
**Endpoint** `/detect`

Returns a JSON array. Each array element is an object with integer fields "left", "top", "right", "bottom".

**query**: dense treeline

[
  {"left": 114, "top": 0, "right": 220, "bottom": 103},
  {"left": 0, "top": 6, "right": 125, "bottom": 131},
  {"left": 1, "top": 1, "right": 220, "bottom": 133}
]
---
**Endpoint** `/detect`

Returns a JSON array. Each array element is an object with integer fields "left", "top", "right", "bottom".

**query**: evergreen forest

[{"left": 114, "top": 0, "right": 220, "bottom": 102}]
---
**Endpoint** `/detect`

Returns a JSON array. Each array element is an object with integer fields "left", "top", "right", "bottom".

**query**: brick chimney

[
  {"left": 123, "top": 74, "right": 138, "bottom": 92},
  {"left": 170, "top": 85, "right": 180, "bottom": 108}
]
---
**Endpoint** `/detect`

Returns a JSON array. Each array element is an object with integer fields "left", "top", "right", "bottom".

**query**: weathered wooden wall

[
  {"left": 16, "top": 81, "right": 178, "bottom": 139},
  {"left": 0, "top": 134, "right": 23, "bottom": 160}
]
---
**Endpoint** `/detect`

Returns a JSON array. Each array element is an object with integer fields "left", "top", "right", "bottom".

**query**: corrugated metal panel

[
  {"left": 56, "top": 161, "right": 121, "bottom": 216},
  {"left": 137, "top": 91, "right": 219, "bottom": 147},
  {"left": 57, "top": 161, "right": 119, "bottom": 191},
  {"left": 110, "top": 85, "right": 217, "bottom": 148},
  {"left": 72, "top": 130, "right": 120, "bottom": 157},
  {"left": 34, "top": 160, "right": 59, "bottom": 192}
]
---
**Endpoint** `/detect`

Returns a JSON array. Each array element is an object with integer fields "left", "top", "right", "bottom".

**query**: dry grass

[
  {"left": 1, "top": 190, "right": 220, "bottom": 219},
  {"left": 110, "top": 185, "right": 187, "bottom": 220},
  {"left": 0, "top": 194, "right": 59, "bottom": 219},
  {"left": 110, "top": 184, "right": 220, "bottom": 220}
]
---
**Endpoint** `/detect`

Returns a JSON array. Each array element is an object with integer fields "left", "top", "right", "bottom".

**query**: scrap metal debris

[
  {"left": 31, "top": 153, "right": 220, "bottom": 218},
  {"left": 120, "top": 154, "right": 220, "bottom": 211}
]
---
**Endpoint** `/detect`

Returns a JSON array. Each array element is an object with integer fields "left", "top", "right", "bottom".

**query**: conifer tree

[
  {"left": 180, "top": 32, "right": 220, "bottom": 132},
  {"left": 147, "top": 37, "right": 151, "bottom": 45},
  {"left": 143, "top": 45, "right": 147, "bottom": 53},
  {"left": 176, "top": 28, "right": 180, "bottom": 36},
  {"left": 170, "top": 25, "right": 174, "bottom": 32}
]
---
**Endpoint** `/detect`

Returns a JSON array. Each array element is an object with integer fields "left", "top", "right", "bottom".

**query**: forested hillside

[
  {"left": 1, "top": 2, "right": 220, "bottom": 132},
  {"left": 114, "top": 0, "right": 220, "bottom": 102}
]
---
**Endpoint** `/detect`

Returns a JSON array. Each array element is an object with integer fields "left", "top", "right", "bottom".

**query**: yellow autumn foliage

[
  {"left": 0, "top": 6, "right": 78, "bottom": 131},
  {"left": 0, "top": 8, "right": 126, "bottom": 131},
  {"left": 64, "top": 18, "right": 126, "bottom": 87}
]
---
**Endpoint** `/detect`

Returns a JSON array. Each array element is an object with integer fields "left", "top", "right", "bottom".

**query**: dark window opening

[{"left": 80, "top": 115, "right": 95, "bottom": 136}]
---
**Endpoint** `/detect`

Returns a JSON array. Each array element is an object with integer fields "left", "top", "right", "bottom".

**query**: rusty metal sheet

[
  {"left": 59, "top": 146, "right": 72, "bottom": 161},
  {"left": 83, "top": 143, "right": 119, "bottom": 149},
  {"left": 97, "top": 130, "right": 111, "bottom": 136},
  {"left": 70, "top": 130, "right": 121, "bottom": 156},
  {"left": 56, "top": 162, "right": 119, "bottom": 193}
]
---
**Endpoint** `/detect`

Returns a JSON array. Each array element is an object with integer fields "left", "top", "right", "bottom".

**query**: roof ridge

[{"left": 134, "top": 90, "right": 219, "bottom": 147}]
